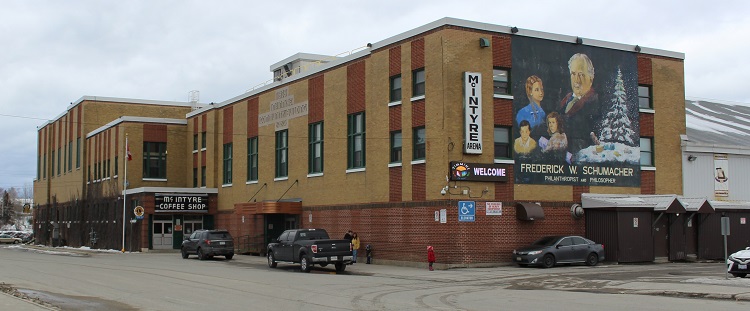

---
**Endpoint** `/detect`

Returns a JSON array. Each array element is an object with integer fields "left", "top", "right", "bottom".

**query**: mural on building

[{"left": 512, "top": 36, "right": 640, "bottom": 186}]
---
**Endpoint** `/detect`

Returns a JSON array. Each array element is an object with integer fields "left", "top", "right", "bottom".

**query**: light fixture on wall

[
  {"left": 575, "top": 37, "right": 583, "bottom": 45},
  {"left": 634, "top": 45, "right": 641, "bottom": 52},
  {"left": 479, "top": 37, "right": 490, "bottom": 48},
  {"left": 687, "top": 155, "right": 697, "bottom": 162},
  {"left": 510, "top": 26, "right": 519, "bottom": 34}
]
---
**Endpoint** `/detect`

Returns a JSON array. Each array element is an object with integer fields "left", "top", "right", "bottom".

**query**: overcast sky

[{"left": 1, "top": 0, "right": 748, "bottom": 192}]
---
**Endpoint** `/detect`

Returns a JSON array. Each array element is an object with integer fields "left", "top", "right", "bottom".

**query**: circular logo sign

[{"left": 134, "top": 206, "right": 145, "bottom": 218}]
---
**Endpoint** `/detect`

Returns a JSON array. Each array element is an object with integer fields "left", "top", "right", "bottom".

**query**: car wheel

[
  {"left": 335, "top": 262, "right": 346, "bottom": 273},
  {"left": 181, "top": 248, "right": 189, "bottom": 259},
  {"left": 300, "top": 256, "right": 311, "bottom": 273},
  {"left": 198, "top": 248, "right": 206, "bottom": 261},
  {"left": 225, "top": 254, "right": 234, "bottom": 260},
  {"left": 318, "top": 263, "right": 328, "bottom": 267},
  {"left": 14, "top": 240, "right": 20, "bottom": 244},
  {"left": 542, "top": 254, "right": 555, "bottom": 268},
  {"left": 267, "top": 252, "right": 277, "bottom": 268},
  {"left": 585, "top": 253, "right": 599, "bottom": 266}
]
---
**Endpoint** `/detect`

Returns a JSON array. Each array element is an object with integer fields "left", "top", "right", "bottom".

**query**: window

[
  {"left": 44, "top": 153, "right": 48, "bottom": 178},
  {"left": 640, "top": 137, "right": 653, "bottom": 166},
  {"left": 193, "top": 134, "right": 198, "bottom": 151},
  {"left": 275, "top": 130, "right": 288, "bottom": 178},
  {"left": 223, "top": 143, "right": 233, "bottom": 185},
  {"left": 247, "top": 137, "right": 258, "bottom": 181},
  {"left": 201, "top": 166, "right": 206, "bottom": 187},
  {"left": 114, "top": 156, "right": 118, "bottom": 176},
  {"left": 638, "top": 85, "right": 652, "bottom": 109},
  {"left": 390, "top": 75, "right": 402, "bottom": 102},
  {"left": 390, "top": 131, "right": 402, "bottom": 163},
  {"left": 76, "top": 137, "right": 80, "bottom": 168},
  {"left": 413, "top": 127, "right": 426, "bottom": 160},
  {"left": 493, "top": 68, "right": 510, "bottom": 95},
  {"left": 57, "top": 147, "right": 61, "bottom": 175},
  {"left": 193, "top": 168, "right": 198, "bottom": 187},
  {"left": 494, "top": 126, "right": 511, "bottom": 159},
  {"left": 106, "top": 159, "right": 110, "bottom": 178},
  {"left": 412, "top": 68, "right": 425, "bottom": 97},
  {"left": 309, "top": 122, "right": 323, "bottom": 174},
  {"left": 347, "top": 112, "right": 366, "bottom": 169},
  {"left": 201, "top": 132, "right": 206, "bottom": 149},
  {"left": 51, "top": 150, "right": 55, "bottom": 177},
  {"left": 143, "top": 142, "right": 167, "bottom": 179},
  {"left": 67, "top": 142, "right": 72, "bottom": 172}
]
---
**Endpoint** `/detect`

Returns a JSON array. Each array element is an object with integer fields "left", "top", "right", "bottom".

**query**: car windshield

[
  {"left": 208, "top": 232, "right": 231, "bottom": 240},
  {"left": 531, "top": 236, "right": 560, "bottom": 247}
]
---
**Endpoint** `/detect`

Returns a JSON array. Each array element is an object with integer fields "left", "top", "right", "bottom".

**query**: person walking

[
  {"left": 427, "top": 246, "right": 436, "bottom": 271},
  {"left": 351, "top": 232, "right": 360, "bottom": 264}
]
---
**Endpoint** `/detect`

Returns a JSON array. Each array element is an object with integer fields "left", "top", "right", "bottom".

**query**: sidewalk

[{"left": 0, "top": 287, "right": 57, "bottom": 311}]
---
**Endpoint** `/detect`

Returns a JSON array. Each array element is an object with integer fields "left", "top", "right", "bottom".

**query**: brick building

[{"left": 34, "top": 18, "right": 686, "bottom": 265}]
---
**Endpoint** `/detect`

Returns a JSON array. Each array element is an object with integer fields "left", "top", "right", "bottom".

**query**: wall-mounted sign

[
  {"left": 258, "top": 87, "right": 309, "bottom": 130},
  {"left": 440, "top": 209, "right": 447, "bottom": 223},
  {"left": 155, "top": 193, "right": 208, "bottom": 213},
  {"left": 486, "top": 202, "right": 503, "bottom": 215},
  {"left": 714, "top": 154, "right": 729, "bottom": 198},
  {"left": 450, "top": 162, "right": 509, "bottom": 182},
  {"left": 133, "top": 206, "right": 145, "bottom": 220},
  {"left": 464, "top": 72, "right": 482, "bottom": 154}
]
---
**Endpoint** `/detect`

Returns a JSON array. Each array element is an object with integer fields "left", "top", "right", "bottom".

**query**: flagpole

[{"left": 122, "top": 134, "right": 128, "bottom": 253}]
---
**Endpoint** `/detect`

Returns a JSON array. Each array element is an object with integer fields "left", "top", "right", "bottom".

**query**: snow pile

[{"left": 576, "top": 142, "right": 640, "bottom": 164}]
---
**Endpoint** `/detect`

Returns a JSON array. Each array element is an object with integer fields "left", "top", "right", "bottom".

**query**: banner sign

[
  {"left": 512, "top": 36, "right": 640, "bottom": 187},
  {"left": 155, "top": 193, "right": 208, "bottom": 213},
  {"left": 450, "top": 162, "right": 509, "bottom": 182},
  {"left": 714, "top": 154, "right": 729, "bottom": 197},
  {"left": 464, "top": 72, "right": 483, "bottom": 154}
]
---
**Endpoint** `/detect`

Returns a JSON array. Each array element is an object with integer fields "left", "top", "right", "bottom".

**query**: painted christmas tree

[{"left": 598, "top": 67, "right": 637, "bottom": 145}]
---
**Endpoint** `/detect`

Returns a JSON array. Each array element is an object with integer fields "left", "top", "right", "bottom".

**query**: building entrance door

[
  {"left": 153, "top": 215, "right": 174, "bottom": 249},
  {"left": 183, "top": 215, "right": 203, "bottom": 235}
]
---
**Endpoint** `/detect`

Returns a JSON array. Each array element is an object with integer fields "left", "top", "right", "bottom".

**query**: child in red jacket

[{"left": 427, "top": 246, "right": 435, "bottom": 271}]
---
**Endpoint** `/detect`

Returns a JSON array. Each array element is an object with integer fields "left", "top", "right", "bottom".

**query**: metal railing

[{"left": 235, "top": 234, "right": 265, "bottom": 255}]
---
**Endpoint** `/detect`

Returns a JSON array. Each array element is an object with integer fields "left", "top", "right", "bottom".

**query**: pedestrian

[
  {"left": 427, "top": 245, "right": 435, "bottom": 271},
  {"left": 343, "top": 230, "right": 353, "bottom": 241},
  {"left": 351, "top": 232, "right": 360, "bottom": 264}
]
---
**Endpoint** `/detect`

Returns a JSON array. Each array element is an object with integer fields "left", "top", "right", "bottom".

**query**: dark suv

[{"left": 181, "top": 229, "right": 234, "bottom": 260}]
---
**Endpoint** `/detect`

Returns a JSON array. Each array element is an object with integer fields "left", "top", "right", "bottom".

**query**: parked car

[
  {"left": 513, "top": 235, "right": 605, "bottom": 268},
  {"left": 727, "top": 247, "right": 750, "bottom": 278},
  {"left": 0, "top": 234, "right": 22, "bottom": 244},
  {"left": 267, "top": 228, "right": 353, "bottom": 273},
  {"left": 181, "top": 229, "right": 234, "bottom": 260}
]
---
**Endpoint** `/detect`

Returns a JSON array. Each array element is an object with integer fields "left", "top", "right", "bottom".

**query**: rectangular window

[
  {"left": 68, "top": 141, "right": 73, "bottom": 172},
  {"left": 493, "top": 68, "right": 510, "bottom": 95},
  {"left": 201, "top": 132, "right": 206, "bottom": 149},
  {"left": 390, "top": 131, "right": 402, "bottom": 163},
  {"left": 37, "top": 155, "right": 40, "bottom": 180},
  {"left": 106, "top": 159, "right": 110, "bottom": 178},
  {"left": 143, "top": 142, "right": 167, "bottom": 179},
  {"left": 247, "top": 137, "right": 258, "bottom": 181},
  {"left": 114, "top": 156, "right": 118, "bottom": 176},
  {"left": 494, "top": 126, "right": 511, "bottom": 159},
  {"left": 413, "top": 127, "right": 426, "bottom": 160},
  {"left": 57, "top": 147, "right": 61, "bottom": 175},
  {"left": 201, "top": 166, "right": 206, "bottom": 187},
  {"left": 640, "top": 137, "right": 653, "bottom": 166},
  {"left": 309, "top": 122, "right": 324, "bottom": 174},
  {"left": 63, "top": 143, "right": 67, "bottom": 172},
  {"left": 193, "top": 168, "right": 198, "bottom": 187},
  {"left": 347, "top": 112, "right": 366, "bottom": 169},
  {"left": 193, "top": 134, "right": 198, "bottom": 151},
  {"left": 412, "top": 69, "right": 425, "bottom": 97},
  {"left": 275, "top": 130, "right": 288, "bottom": 178},
  {"left": 390, "top": 75, "right": 402, "bottom": 102},
  {"left": 47, "top": 152, "right": 51, "bottom": 178},
  {"left": 76, "top": 137, "right": 80, "bottom": 168},
  {"left": 223, "top": 143, "right": 233, "bottom": 185},
  {"left": 638, "top": 85, "right": 652, "bottom": 109}
]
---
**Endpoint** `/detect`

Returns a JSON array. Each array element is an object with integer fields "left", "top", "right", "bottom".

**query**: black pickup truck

[{"left": 267, "top": 228, "right": 353, "bottom": 273}]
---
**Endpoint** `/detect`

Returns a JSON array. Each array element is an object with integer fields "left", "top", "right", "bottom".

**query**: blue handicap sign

[{"left": 458, "top": 201, "right": 475, "bottom": 222}]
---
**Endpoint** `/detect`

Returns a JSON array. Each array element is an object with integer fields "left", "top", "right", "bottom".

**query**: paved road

[{"left": 1, "top": 245, "right": 749, "bottom": 310}]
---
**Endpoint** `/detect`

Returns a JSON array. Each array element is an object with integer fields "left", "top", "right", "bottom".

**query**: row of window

[{"left": 41, "top": 138, "right": 82, "bottom": 179}]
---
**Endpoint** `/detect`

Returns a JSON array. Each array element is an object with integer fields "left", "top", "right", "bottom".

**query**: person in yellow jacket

[{"left": 351, "top": 232, "right": 361, "bottom": 264}]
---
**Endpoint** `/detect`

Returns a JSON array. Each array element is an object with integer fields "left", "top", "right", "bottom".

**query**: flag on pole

[{"left": 126, "top": 142, "right": 132, "bottom": 161}]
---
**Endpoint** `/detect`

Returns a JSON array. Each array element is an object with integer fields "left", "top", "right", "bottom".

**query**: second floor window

[
  {"left": 390, "top": 75, "right": 402, "bottom": 102},
  {"left": 640, "top": 137, "right": 653, "bottom": 166},
  {"left": 201, "top": 166, "right": 206, "bottom": 187},
  {"left": 143, "top": 142, "right": 167, "bottom": 179},
  {"left": 413, "top": 127, "right": 426, "bottom": 160},
  {"left": 494, "top": 126, "right": 511, "bottom": 159},
  {"left": 247, "top": 137, "right": 258, "bottom": 181},
  {"left": 347, "top": 112, "right": 365, "bottom": 169},
  {"left": 193, "top": 134, "right": 198, "bottom": 151},
  {"left": 390, "top": 131, "right": 402, "bottom": 163},
  {"left": 412, "top": 68, "right": 425, "bottom": 97},
  {"left": 201, "top": 132, "right": 206, "bottom": 149},
  {"left": 193, "top": 167, "right": 198, "bottom": 187},
  {"left": 309, "top": 122, "right": 324, "bottom": 174},
  {"left": 223, "top": 143, "right": 233, "bottom": 184},
  {"left": 276, "top": 130, "right": 288, "bottom": 178}
]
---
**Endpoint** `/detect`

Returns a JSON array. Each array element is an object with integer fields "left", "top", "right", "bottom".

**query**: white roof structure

[{"left": 581, "top": 193, "right": 686, "bottom": 213}]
